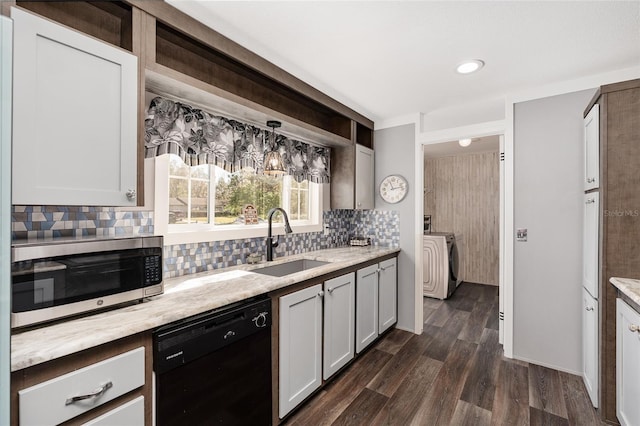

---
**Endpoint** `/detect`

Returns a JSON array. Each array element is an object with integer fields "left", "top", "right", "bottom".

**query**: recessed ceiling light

[
  {"left": 458, "top": 138, "right": 472, "bottom": 147},
  {"left": 456, "top": 60, "right": 485, "bottom": 74}
]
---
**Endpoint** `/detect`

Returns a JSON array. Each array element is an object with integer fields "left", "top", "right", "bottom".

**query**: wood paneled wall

[{"left": 424, "top": 151, "right": 499, "bottom": 285}]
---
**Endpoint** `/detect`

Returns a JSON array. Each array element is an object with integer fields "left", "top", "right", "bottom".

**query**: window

[{"left": 154, "top": 154, "right": 323, "bottom": 244}]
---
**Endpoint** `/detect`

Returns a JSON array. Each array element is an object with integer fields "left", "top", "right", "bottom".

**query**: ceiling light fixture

[
  {"left": 264, "top": 120, "right": 285, "bottom": 175},
  {"left": 456, "top": 59, "right": 485, "bottom": 74},
  {"left": 458, "top": 138, "right": 472, "bottom": 147}
]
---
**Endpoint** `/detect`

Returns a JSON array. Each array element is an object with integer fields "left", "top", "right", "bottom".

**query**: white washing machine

[{"left": 423, "top": 232, "right": 459, "bottom": 299}]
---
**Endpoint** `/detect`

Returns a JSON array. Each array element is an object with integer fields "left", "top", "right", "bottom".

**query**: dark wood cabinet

[{"left": 585, "top": 79, "right": 640, "bottom": 424}]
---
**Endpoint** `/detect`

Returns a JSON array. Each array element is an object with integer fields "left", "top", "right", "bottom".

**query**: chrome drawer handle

[
  {"left": 65, "top": 381, "right": 113, "bottom": 405},
  {"left": 629, "top": 324, "right": 640, "bottom": 333}
]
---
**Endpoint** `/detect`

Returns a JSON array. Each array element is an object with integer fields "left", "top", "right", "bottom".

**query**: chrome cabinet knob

[
  {"left": 318, "top": 291, "right": 324, "bottom": 297},
  {"left": 585, "top": 306, "right": 594, "bottom": 311},
  {"left": 585, "top": 198, "right": 595, "bottom": 204},
  {"left": 126, "top": 189, "right": 136, "bottom": 201},
  {"left": 587, "top": 177, "right": 596, "bottom": 183},
  {"left": 629, "top": 324, "right": 640, "bottom": 333}
]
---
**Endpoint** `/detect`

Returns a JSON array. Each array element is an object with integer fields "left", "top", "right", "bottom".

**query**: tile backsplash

[
  {"left": 11, "top": 206, "right": 399, "bottom": 278},
  {"left": 11, "top": 206, "right": 153, "bottom": 239}
]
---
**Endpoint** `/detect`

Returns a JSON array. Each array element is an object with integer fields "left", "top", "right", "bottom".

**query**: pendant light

[{"left": 264, "top": 120, "right": 285, "bottom": 175}]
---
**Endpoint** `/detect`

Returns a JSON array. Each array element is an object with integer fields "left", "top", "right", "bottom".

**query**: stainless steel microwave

[{"left": 11, "top": 235, "right": 163, "bottom": 329}]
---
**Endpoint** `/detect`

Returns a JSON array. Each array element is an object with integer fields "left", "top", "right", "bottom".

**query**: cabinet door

[
  {"left": 378, "top": 258, "right": 397, "bottom": 334},
  {"left": 323, "top": 273, "right": 355, "bottom": 380},
  {"left": 617, "top": 298, "right": 640, "bottom": 426},
  {"left": 279, "top": 284, "right": 323, "bottom": 418},
  {"left": 582, "top": 288, "right": 598, "bottom": 408},
  {"left": 584, "top": 104, "right": 600, "bottom": 191},
  {"left": 82, "top": 396, "right": 144, "bottom": 426},
  {"left": 355, "top": 145, "right": 374, "bottom": 209},
  {"left": 12, "top": 7, "right": 137, "bottom": 206},
  {"left": 583, "top": 192, "right": 599, "bottom": 298},
  {"left": 356, "top": 264, "right": 379, "bottom": 353}
]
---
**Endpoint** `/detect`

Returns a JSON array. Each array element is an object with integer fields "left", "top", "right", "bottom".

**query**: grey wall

[
  {"left": 374, "top": 124, "right": 417, "bottom": 331},
  {"left": 513, "top": 88, "right": 596, "bottom": 373}
]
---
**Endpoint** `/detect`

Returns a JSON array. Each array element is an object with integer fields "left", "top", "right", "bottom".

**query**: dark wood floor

[{"left": 285, "top": 282, "right": 604, "bottom": 426}]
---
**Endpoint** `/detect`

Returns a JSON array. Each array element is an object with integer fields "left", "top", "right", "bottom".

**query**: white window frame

[{"left": 154, "top": 155, "right": 323, "bottom": 245}]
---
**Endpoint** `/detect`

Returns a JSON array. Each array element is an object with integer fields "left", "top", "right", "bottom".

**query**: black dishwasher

[{"left": 153, "top": 296, "right": 272, "bottom": 425}]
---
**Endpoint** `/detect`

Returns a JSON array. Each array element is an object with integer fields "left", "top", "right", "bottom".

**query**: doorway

[{"left": 417, "top": 129, "right": 505, "bottom": 345}]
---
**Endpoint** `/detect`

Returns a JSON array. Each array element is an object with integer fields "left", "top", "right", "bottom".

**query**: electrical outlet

[{"left": 516, "top": 228, "right": 527, "bottom": 242}]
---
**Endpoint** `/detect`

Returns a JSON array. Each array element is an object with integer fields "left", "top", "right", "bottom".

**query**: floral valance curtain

[{"left": 144, "top": 96, "right": 331, "bottom": 183}]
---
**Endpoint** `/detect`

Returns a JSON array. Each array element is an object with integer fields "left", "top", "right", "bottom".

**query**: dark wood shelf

[
  {"left": 356, "top": 123, "right": 374, "bottom": 149},
  {"left": 155, "top": 21, "right": 352, "bottom": 141},
  {"left": 16, "top": 1, "right": 133, "bottom": 51}
]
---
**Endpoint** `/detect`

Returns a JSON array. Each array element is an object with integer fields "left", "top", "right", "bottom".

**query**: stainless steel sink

[{"left": 251, "top": 259, "right": 330, "bottom": 277}]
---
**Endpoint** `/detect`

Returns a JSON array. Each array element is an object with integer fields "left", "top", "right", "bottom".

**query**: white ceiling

[{"left": 165, "top": 1, "right": 640, "bottom": 124}]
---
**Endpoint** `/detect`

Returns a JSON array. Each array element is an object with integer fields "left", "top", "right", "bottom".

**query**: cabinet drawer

[
  {"left": 82, "top": 396, "right": 144, "bottom": 426},
  {"left": 19, "top": 347, "right": 145, "bottom": 426}
]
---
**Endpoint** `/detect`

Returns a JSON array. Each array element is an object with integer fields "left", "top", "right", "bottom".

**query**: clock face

[{"left": 379, "top": 175, "right": 408, "bottom": 204}]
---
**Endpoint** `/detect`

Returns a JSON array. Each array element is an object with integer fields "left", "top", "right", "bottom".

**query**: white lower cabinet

[
  {"left": 279, "top": 284, "right": 323, "bottom": 419},
  {"left": 82, "top": 396, "right": 144, "bottom": 426},
  {"left": 616, "top": 298, "right": 640, "bottom": 426},
  {"left": 323, "top": 273, "right": 355, "bottom": 380},
  {"left": 378, "top": 258, "right": 397, "bottom": 334},
  {"left": 18, "top": 347, "right": 145, "bottom": 426},
  {"left": 582, "top": 288, "right": 598, "bottom": 408},
  {"left": 356, "top": 259, "right": 398, "bottom": 353},
  {"left": 356, "top": 264, "right": 379, "bottom": 353},
  {"left": 279, "top": 260, "right": 397, "bottom": 418}
]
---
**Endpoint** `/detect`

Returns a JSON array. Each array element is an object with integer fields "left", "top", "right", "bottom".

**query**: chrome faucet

[{"left": 266, "top": 207, "right": 293, "bottom": 261}]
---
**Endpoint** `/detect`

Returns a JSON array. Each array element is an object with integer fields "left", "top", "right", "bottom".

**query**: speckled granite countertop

[
  {"left": 11, "top": 246, "right": 399, "bottom": 372},
  {"left": 610, "top": 277, "right": 640, "bottom": 309}
]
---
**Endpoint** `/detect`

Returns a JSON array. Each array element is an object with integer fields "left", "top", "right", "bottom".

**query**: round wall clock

[{"left": 379, "top": 174, "right": 408, "bottom": 204}]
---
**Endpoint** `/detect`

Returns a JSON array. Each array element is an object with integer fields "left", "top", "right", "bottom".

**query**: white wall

[
  {"left": 374, "top": 124, "right": 417, "bottom": 331},
  {"left": 513, "top": 88, "right": 596, "bottom": 373}
]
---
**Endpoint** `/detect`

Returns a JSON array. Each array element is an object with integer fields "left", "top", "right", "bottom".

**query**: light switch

[{"left": 516, "top": 228, "right": 527, "bottom": 242}]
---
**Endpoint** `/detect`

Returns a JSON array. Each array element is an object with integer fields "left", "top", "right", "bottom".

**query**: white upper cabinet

[
  {"left": 584, "top": 104, "right": 600, "bottom": 191},
  {"left": 355, "top": 145, "right": 374, "bottom": 209},
  {"left": 11, "top": 7, "right": 138, "bottom": 206}
]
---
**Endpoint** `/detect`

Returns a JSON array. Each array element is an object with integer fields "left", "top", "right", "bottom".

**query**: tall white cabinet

[
  {"left": 11, "top": 7, "right": 138, "bottom": 206},
  {"left": 616, "top": 298, "right": 640, "bottom": 426},
  {"left": 582, "top": 102, "right": 600, "bottom": 408}
]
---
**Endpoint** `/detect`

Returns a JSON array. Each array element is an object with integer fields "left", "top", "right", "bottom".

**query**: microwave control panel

[{"left": 144, "top": 255, "right": 163, "bottom": 285}]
